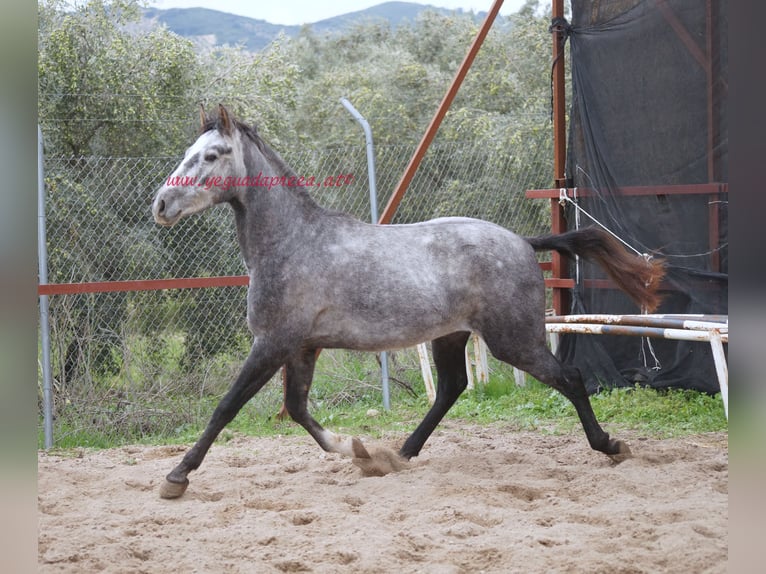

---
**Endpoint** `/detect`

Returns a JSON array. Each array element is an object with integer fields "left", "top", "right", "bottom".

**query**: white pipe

[
  {"left": 545, "top": 323, "right": 727, "bottom": 343},
  {"left": 38, "top": 125, "right": 54, "bottom": 448},
  {"left": 465, "top": 345, "right": 475, "bottom": 390},
  {"left": 546, "top": 314, "right": 727, "bottom": 332},
  {"left": 709, "top": 331, "right": 728, "bottom": 419},
  {"left": 472, "top": 333, "right": 488, "bottom": 385},
  {"left": 417, "top": 342, "right": 436, "bottom": 404}
]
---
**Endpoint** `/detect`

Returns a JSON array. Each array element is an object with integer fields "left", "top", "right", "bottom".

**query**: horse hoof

[
  {"left": 608, "top": 440, "right": 632, "bottom": 463},
  {"left": 351, "top": 437, "right": 371, "bottom": 459},
  {"left": 159, "top": 478, "right": 189, "bottom": 499}
]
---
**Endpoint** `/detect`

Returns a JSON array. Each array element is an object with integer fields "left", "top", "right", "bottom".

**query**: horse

[{"left": 151, "top": 104, "right": 664, "bottom": 499}]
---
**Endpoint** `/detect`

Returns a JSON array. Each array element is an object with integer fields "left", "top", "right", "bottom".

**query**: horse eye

[{"left": 204, "top": 153, "right": 218, "bottom": 162}]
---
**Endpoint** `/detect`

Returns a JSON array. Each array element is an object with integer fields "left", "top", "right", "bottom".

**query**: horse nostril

[{"left": 158, "top": 199, "right": 166, "bottom": 215}]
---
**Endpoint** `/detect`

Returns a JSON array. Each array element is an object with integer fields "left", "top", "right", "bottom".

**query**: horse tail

[{"left": 525, "top": 227, "right": 665, "bottom": 313}]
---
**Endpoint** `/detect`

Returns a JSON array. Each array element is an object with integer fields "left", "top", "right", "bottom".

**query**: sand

[{"left": 38, "top": 422, "right": 727, "bottom": 573}]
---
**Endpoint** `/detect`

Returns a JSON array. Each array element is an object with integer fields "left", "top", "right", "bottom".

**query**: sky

[{"left": 148, "top": 0, "right": 530, "bottom": 26}]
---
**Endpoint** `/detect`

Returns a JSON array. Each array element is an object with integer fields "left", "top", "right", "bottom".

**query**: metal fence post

[
  {"left": 339, "top": 97, "right": 390, "bottom": 411},
  {"left": 38, "top": 125, "right": 54, "bottom": 449}
]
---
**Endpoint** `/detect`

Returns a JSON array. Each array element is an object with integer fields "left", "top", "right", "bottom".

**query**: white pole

[
  {"left": 473, "top": 333, "right": 488, "bottom": 385},
  {"left": 465, "top": 345, "right": 475, "bottom": 390},
  {"left": 417, "top": 343, "right": 436, "bottom": 404},
  {"left": 38, "top": 125, "right": 54, "bottom": 448},
  {"left": 709, "top": 331, "right": 728, "bottom": 420}
]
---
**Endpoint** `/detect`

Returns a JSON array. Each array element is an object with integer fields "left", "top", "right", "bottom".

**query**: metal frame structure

[
  {"left": 545, "top": 314, "right": 729, "bottom": 418},
  {"left": 525, "top": 1, "right": 729, "bottom": 417},
  {"left": 527, "top": 0, "right": 727, "bottom": 314},
  {"left": 416, "top": 1, "right": 729, "bottom": 419}
]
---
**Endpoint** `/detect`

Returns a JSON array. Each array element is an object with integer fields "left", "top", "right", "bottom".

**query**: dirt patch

[{"left": 38, "top": 423, "right": 727, "bottom": 573}]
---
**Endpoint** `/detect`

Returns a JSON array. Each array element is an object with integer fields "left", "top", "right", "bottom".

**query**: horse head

[{"left": 152, "top": 104, "right": 248, "bottom": 226}]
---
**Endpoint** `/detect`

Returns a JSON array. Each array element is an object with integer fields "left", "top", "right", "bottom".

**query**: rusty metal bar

[
  {"left": 545, "top": 313, "right": 728, "bottom": 331},
  {"left": 526, "top": 183, "right": 728, "bottom": 199},
  {"left": 655, "top": 0, "right": 708, "bottom": 68},
  {"left": 551, "top": 0, "right": 567, "bottom": 187},
  {"left": 709, "top": 191, "right": 721, "bottom": 273},
  {"left": 550, "top": 0, "right": 569, "bottom": 314},
  {"left": 550, "top": 195, "right": 569, "bottom": 314},
  {"left": 705, "top": 1, "right": 721, "bottom": 273},
  {"left": 706, "top": 0, "right": 715, "bottom": 183},
  {"left": 37, "top": 275, "right": 249, "bottom": 296},
  {"left": 377, "top": 0, "right": 504, "bottom": 224},
  {"left": 545, "top": 322, "right": 727, "bottom": 343}
]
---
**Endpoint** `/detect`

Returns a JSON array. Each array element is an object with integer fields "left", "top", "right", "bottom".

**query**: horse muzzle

[{"left": 152, "top": 189, "right": 182, "bottom": 226}]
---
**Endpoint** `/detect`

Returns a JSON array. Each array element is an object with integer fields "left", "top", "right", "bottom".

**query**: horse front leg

[
  {"left": 282, "top": 350, "right": 410, "bottom": 477},
  {"left": 282, "top": 349, "right": 370, "bottom": 459},
  {"left": 276, "top": 348, "right": 323, "bottom": 420},
  {"left": 159, "top": 343, "right": 284, "bottom": 499}
]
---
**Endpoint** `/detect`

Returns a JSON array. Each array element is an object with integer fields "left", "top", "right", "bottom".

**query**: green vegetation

[{"left": 41, "top": 347, "right": 727, "bottom": 451}]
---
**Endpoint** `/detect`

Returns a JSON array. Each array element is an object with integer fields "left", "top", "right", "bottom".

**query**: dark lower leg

[
  {"left": 399, "top": 332, "right": 470, "bottom": 459},
  {"left": 283, "top": 349, "right": 323, "bottom": 444},
  {"left": 523, "top": 357, "right": 626, "bottom": 456},
  {"left": 557, "top": 366, "right": 627, "bottom": 456},
  {"left": 277, "top": 349, "right": 322, "bottom": 421},
  {"left": 282, "top": 349, "right": 369, "bottom": 458},
  {"left": 165, "top": 348, "right": 283, "bottom": 486}
]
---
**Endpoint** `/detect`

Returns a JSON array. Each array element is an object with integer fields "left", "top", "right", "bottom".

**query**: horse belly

[
  {"left": 306, "top": 272, "right": 475, "bottom": 351},
  {"left": 309, "top": 309, "right": 469, "bottom": 352}
]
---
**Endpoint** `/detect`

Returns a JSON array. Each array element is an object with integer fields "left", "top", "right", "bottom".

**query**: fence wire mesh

[{"left": 39, "top": 127, "right": 553, "bottom": 447}]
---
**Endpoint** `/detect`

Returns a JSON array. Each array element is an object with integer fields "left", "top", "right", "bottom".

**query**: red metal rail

[{"left": 37, "top": 275, "right": 249, "bottom": 296}]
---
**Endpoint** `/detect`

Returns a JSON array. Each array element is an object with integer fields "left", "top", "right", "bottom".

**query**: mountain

[
  {"left": 142, "top": 2, "right": 487, "bottom": 52},
  {"left": 308, "top": 1, "right": 483, "bottom": 33},
  {"left": 142, "top": 7, "right": 299, "bottom": 51}
]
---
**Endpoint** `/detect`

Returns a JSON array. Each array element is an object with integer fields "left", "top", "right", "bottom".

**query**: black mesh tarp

[{"left": 556, "top": 0, "right": 728, "bottom": 394}]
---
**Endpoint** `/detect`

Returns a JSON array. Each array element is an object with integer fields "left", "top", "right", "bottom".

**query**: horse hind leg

[
  {"left": 488, "top": 337, "right": 630, "bottom": 459},
  {"left": 399, "top": 331, "right": 471, "bottom": 460}
]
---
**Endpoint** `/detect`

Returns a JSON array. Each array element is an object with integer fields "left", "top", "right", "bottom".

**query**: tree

[
  {"left": 279, "top": 6, "right": 554, "bottom": 226},
  {"left": 39, "top": 0, "right": 200, "bottom": 156}
]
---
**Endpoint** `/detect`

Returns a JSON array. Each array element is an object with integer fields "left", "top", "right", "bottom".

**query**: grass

[
  {"left": 40, "top": 348, "right": 728, "bottom": 451},
  {"left": 188, "top": 375, "right": 727, "bottom": 447}
]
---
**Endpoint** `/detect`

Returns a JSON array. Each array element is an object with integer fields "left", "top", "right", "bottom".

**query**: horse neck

[{"left": 232, "top": 147, "right": 325, "bottom": 265}]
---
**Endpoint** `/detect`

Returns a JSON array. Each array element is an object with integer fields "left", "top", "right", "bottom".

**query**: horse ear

[
  {"left": 198, "top": 103, "right": 207, "bottom": 130},
  {"left": 218, "top": 104, "right": 232, "bottom": 135}
]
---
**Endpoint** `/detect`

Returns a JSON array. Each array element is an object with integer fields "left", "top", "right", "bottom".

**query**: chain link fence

[{"left": 39, "top": 123, "right": 554, "bottom": 447}]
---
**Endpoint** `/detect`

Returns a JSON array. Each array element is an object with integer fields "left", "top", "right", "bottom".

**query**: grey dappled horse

[{"left": 152, "top": 105, "right": 664, "bottom": 499}]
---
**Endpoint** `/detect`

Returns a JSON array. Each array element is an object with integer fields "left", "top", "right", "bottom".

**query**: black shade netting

[{"left": 556, "top": 0, "right": 727, "bottom": 394}]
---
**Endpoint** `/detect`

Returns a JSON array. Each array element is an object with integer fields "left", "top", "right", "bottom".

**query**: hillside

[{"left": 142, "top": 1, "right": 487, "bottom": 51}]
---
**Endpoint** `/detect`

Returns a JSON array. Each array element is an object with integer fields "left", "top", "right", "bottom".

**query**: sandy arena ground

[{"left": 38, "top": 422, "right": 727, "bottom": 573}]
